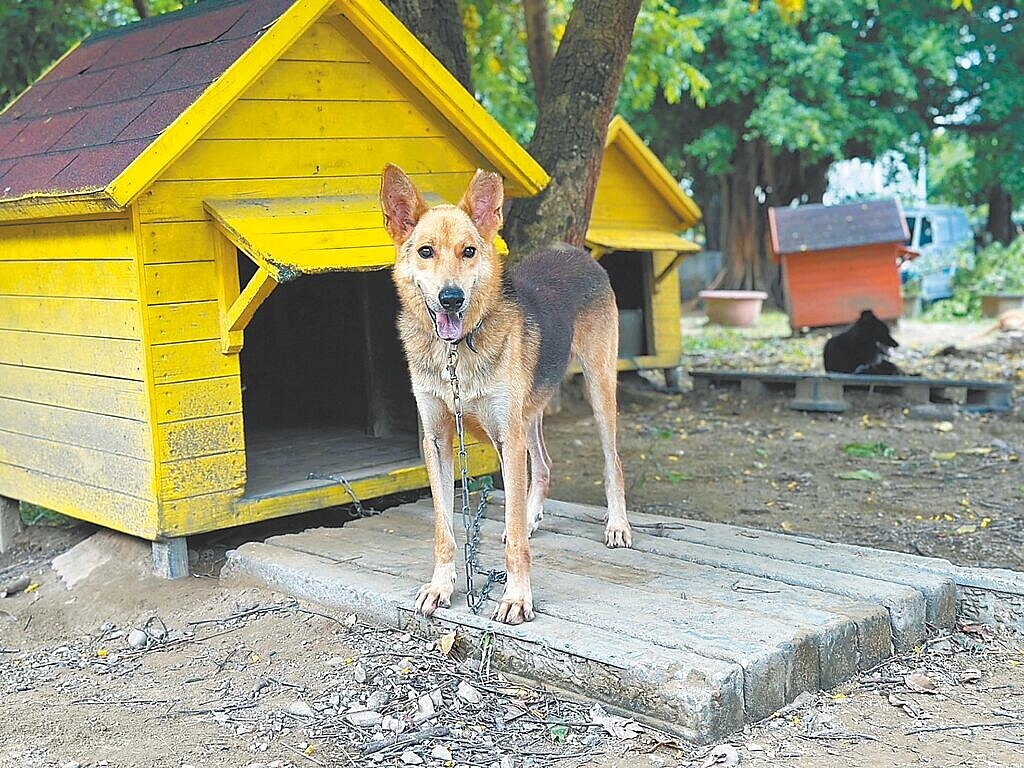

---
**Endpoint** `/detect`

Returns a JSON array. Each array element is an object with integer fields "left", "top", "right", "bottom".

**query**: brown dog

[{"left": 379, "top": 164, "right": 632, "bottom": 625}]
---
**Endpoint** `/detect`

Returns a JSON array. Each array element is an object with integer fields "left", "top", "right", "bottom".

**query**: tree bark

[
  {"left": 504, "top": 0, "right": 643, "bottom": 254},
  {"left": 133, "top": 0, "right": 149, "bottom": 19},
  {"left": 382, "top": 0, "right": 472, "bottom": 91},
  {"left": 718, "top": 144, "right": 832, "bottom": 301},
  {"left": 985, "top": 183, "right": 1014, "bottom": 245},
  {"left": 522, "top": 0, "right": 554, "bottom": 104}
]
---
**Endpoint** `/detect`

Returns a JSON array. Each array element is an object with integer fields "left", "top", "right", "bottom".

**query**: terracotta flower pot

[
  {"left": 699, "top": 290, "right": 769, "bottom": 328},
  {"left": 980, "top": 293, "right": 1024, "bottom": 318}
]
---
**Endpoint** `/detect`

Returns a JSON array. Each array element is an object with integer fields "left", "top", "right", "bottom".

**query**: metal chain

[
  {"left": 307, "top": 471, "right": 377, "bottom": 518},
  {"left": 446, "top": 342, "right": 506, "bottom": 614}
]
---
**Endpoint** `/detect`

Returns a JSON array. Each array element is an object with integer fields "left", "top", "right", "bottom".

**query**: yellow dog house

[
  {"left": 588, "top": 116, "right": 702, "bottom": 384},
  {"left": 0, "top": 0, "right": 547, "bottom": 572}
]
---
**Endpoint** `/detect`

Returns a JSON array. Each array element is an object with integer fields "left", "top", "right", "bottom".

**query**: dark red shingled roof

[
  {"left": 0, "top": 0, "right": 294, "bottom": 202},
  {"left": 769, "top": 199, "right": 909, "bottom": 256}
]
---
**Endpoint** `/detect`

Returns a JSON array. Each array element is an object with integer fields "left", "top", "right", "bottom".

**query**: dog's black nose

[{"left": 438, "top": 286, "right": 465, "bottom": 312}]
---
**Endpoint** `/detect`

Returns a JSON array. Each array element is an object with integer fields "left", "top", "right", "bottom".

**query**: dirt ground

[{"left": 0, "top": 316, "right": 1022, "bottom": 767}]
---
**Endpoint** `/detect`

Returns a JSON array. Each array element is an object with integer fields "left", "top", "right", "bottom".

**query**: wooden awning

[
  {"left": 205, "top": 194, "right": 508, "bottom": 353},
  {"left": 586, "top": 227, "right": 701, "bottom": 254}
]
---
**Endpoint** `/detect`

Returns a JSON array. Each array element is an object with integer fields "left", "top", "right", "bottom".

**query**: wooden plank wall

[
  {"left": 0, "top": 216, "right": 158, "bottom": 535},
  {"left": 137, "top": 14, "right": 487, "bottom": 533},
  {"left": 590, "top": 145, "right": 681, "bottom": 233}
]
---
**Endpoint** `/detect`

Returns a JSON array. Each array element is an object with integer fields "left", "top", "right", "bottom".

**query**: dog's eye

[
  {"left": 462, "top": 246, "right": 476, "bottom": 259},
  {"left": 417, "top": 245, "right": 434, "bottom": 259}
]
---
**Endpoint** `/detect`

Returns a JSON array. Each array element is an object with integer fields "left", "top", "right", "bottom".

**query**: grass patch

[{"left": 20, "top": 502, "right": 76, "bottom": 527}]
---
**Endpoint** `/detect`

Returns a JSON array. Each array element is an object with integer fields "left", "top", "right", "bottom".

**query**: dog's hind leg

[
  {"left": 574, "top": 299, "right": 632, "bottom": 548},
  {"left": 414, "top": 396, "right": 457, "bottom": 616},
  {"left": 525, "top": 412, "right": 550, "bottom": 537}
]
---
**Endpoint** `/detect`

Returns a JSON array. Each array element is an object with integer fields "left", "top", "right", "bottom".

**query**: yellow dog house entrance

[
  {"left": 0, "top": 0, "right": 547, "bottom": 574},
  {"left": 587, "top": 117, "right": 702, "bottom": 383}
]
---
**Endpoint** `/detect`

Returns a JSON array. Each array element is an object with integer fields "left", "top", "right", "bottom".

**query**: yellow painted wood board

[
  {"left": 158, "top": 413, "right": 244, "bottom": 462},
  {"left": 0, "top": 296, "right": 140, "bottom": 339},
  {"left": 154, "top": 377, "right": 242, "bottom": 424},
  {"left": 147, "top": 301, "right": 220, "bottom": 345},
  {"left": 144, "top": 261, "right": 219, "bottom": 305},
  {"left": 586, "top": 228, "right": 701, "bottom": 254},
  {"left": 0, "top": 260, "right": 137, "bottom": 300},
  {"left": 0, "top": 429, "right": 153, "bottom": 500},
  {"left": 0, "top": 330, "right": 144, "bottom": 379},
  {"left": 0, "top": 461, "right": 157, "bottom": 538},
  {"left": 156, "top": 442, "right": 499, "bottom": 538},
  {"left": 160, "top": 451, "right": 246, "bottom": 502},
  {"left": 150, "top": 340, "right": 239, "bottom": 385},
  {"left": 0, "top": 364, "right": 146, "bottom": 420},
  {"left": 0, "top": 217, "right": 133, "bottom": 260},
  {"left": 0, "top": 397, "right": 151, "bottom": 460},
  {"left": 137, "top": 173, "right": 473, "bottom": 224}
]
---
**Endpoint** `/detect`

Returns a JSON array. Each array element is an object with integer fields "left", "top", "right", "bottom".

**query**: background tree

[
  {"left": 936, "top": 1, "right": 1023, "bottom": 244},
  {"left": 621, "top": 0, "right": 961, "bottom": 296},
  {"left": 383, "top": 0, "right": 473, "bottom": 90},
  {"left": 0, "top": 0, "right": 180, "bottom": 106}
]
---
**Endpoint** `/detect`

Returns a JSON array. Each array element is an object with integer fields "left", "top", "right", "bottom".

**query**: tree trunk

[
  {"left": 986, "top": 184, "right": 1013, "bottom": 245},
  {"left": 504, "top": 0, "right": 643, "bottom": 254},
  {"left": 522, "top": 0, "right": 554, "bottom": 104},
  {"left": 382, "top": 0, "right": 472, "bottom": 91},
  {"left": 133, "top": 0, "right": 149, "bottom": 19},
  {"left": 718, "top": 144, "right": 832, "bottom": 302}
]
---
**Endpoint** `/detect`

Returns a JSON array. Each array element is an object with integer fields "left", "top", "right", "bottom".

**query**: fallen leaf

[
  {"left": 959, "top": 668, "right": 983, "bottom": 684},
  {"left": 701, "top": 744, "right": 740, "bottom": 767},
  {"left": 888, "top": 692, "right": 929, "bottom": 719},
  {"left": 844, "top": 441, "right": 895, "bottom": 458},
  {"left": 437, "top": 630, "right": 457, "bottom": 656},
  {"left": 548, "top": 724, "right": 569, "bottom": 743},
  {"left": 905, "top": 672, "right": 938, "bottom": 694},
  {"left": 590, "top": 703, "right": 643, "bottom": 740},
  {"left": 934, "top": 421, "right": 954, "bottom": 432},
  {"left": 931, "top": 451, "right": 958, "bottom": 461},
  {"left": 836, "top": 469, "right": 882, "bottom": 482}
]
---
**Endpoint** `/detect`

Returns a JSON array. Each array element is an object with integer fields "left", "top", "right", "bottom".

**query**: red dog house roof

[
  {"left": 0, "top": 0, "right": 291, "bottom": 202},
  {"left": 769, "top": 199, "right": 909, "bottom": 260}
]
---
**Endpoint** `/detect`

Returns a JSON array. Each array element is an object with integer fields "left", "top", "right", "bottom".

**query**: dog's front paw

[
  {"left": 605, "top": 519, "right": 632, "bottom": 548},
  {"left": 415, "top": 564, "right": 456, "bottom": 617},
  {"left": 491, "top": 582, "right": 534, "bottom": 625}
]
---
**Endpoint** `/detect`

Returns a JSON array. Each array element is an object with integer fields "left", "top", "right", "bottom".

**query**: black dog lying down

[{"left": 823, "top": 309, "right": 902, "bottom": 375}]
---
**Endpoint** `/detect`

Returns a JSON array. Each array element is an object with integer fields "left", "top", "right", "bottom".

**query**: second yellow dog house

[
  {"left": 588, "top": 117, "right": 702, "bottom": 382},
  {"left": 0, "top": 0, "right": 547, "bottom": 571}
]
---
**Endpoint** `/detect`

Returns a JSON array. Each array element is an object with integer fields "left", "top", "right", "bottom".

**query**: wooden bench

[{"left": 690, "top": 369, "right": 1014, "bottom": 413}]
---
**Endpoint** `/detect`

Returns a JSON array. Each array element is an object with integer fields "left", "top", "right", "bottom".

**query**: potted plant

[
  {"left": 698, "top": 289, "right": 769, "bottom": 327},
  {"left": 974, "top": 239, "right": 1024, "bottom": 317}
]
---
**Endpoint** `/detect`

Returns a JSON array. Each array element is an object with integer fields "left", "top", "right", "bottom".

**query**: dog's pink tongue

[{"left": 435, "top": 311, "right": 463, "bottom": 341}]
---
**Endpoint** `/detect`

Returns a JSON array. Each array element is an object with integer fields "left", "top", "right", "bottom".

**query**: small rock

[
  {"left": 286, "top": 701, "right": 315, "bottom": 718},
  {"left": 428, "top": 688, "right": 443, "bottom": 708},
  {"left": 456, "top": 681, "right": 481, "bottom": 704},
  {"left": 353, "top": 663, "right": 367, "bottom": 683},
  {"left": 366, "top": 690, "right": 388, "bottom": 710},
  {"left": 347, "top": 709, "right": 383, "bottom": 727},
  {"left": 430, "top": 745, "right": 452, "bottom": 761},
  {"left": 326, "top": 656, "right": 347, "bottom": 667},
  {"left": 401, "top": 750, "right": 423, "bottom": 765},
  {"left": 415, "top": 694, "right": 435, "bottom": 722},
  {"left": 500, "top": 757, "right": 513, "bottom": 768},
  {"left": 126, "top": 629, "right": 148, "bottom": 649},
  {"left": 60, "top": 762, "right": 81, "bottom": 768},
  {"left": 400, "top": 632, "right": 412, "bottom": 642}
]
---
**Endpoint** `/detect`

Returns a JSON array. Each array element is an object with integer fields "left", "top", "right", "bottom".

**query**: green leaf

[
  {"left": 666, "top": 470, "right": 695, "bottom": 485},
  {"left": 549, "top": 724, "right": 569, "bottom": 743},
  {"left": 843, "top": 442, "right": 896, "bottom": 459},
  {"left": 836, "top": 469, "right": 883, "bottom": 482}
]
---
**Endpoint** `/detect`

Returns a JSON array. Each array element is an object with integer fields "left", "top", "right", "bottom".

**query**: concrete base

[
  {"left": 222, "top": 496, "right": 1020, "bottom": 743},
  {"left": 152, "top": 537, "right": 189, "bottom": 579},
  {"left": 0, "top": 496, "right": 22, "bottom": 554}
]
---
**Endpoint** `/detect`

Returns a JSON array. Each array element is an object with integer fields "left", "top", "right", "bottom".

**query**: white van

[{"left": 900, "top": 205, "right": 974, "bottom": 301}]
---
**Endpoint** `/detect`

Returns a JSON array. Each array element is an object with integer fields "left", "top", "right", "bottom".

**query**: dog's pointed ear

[
  {"left": 380, "top": 164, "right": 428, "bottom": 244},
  {"left": 458, "top": 169, "right": 504, "bottom": 241}
]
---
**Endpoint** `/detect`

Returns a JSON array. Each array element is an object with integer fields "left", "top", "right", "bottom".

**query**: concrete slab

[{"left": 221, "top": 494, "right": 992, "bottom": 741}]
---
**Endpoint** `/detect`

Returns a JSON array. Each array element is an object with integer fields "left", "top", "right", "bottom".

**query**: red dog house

[{"left": 768, "top": 199, "right": 910, "bottom": 329}]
